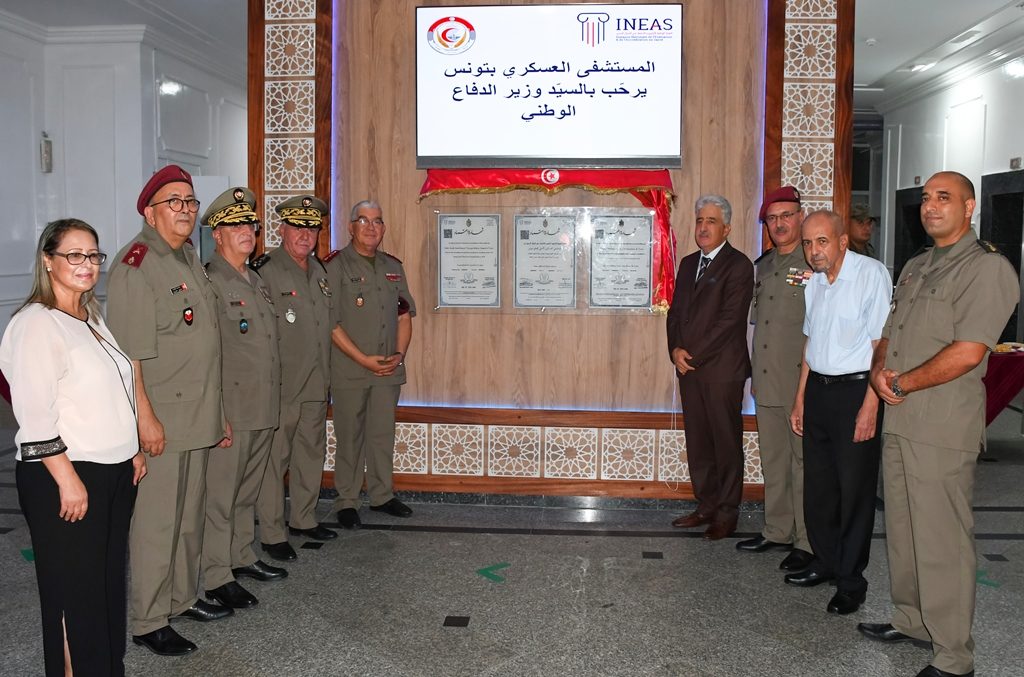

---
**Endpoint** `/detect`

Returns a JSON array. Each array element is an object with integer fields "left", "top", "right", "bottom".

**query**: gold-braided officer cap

[
  {"left": 276, "top": 195, "right": 329, "bottom": 228},
  {"left": 201, "top": 187, "right": 259, "bottom": 228}
]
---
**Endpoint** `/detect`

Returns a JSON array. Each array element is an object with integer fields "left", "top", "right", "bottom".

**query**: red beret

[
  {"left": 137, "top": 164, "right": 193, "bottom": 215},
  {"left": 759, "top": 186, "right": 801, "bottom": 223}
]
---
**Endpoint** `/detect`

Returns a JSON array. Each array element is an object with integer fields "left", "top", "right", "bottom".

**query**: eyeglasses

[
  {"left": 352, "top": 216, "right": 385, "bottom": 228},
  {"left": 150, "top": 197, "right": 201, "bottom": 213},
  {"left": 52, "top": 251, "right": 107, "bottom": 265},
  {"left": 764, "top": 210, "right": 798, "bottom": 224}
]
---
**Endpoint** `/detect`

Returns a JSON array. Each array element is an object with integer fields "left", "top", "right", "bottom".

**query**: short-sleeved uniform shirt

[
  {"left": 883, "top": 234, "right": 1019, "bottom": 452},
  {"left": 206, "top": 252, "right": 280, "bottom": 432},
  {"left": 253, "top": 249, "right": 332, "bottom": 403},
  {"left": 106, "top": 226, "right": 223, "bottom": 452},
  {"left": 751, "top": 247, "right": 811, "bottom": 406},
  {"left": 326, "top": 245, "right": 417, "bottom": 390}
]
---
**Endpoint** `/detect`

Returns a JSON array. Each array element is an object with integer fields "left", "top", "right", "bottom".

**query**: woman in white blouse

[{"left": 0, "top": 219, "right": 146, "bottom": 677}]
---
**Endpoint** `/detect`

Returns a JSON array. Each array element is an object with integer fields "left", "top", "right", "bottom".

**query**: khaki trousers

[
  {"left": 883, "top": 434, "right": 978, "bottom": 674},
  {"left": 129, "top": 447, "right": 208, "bottom": 635},
  {"left": 755, "top": 404, "right": 810, "bottom": 552},
  {"left": 332, "top": 384, "right": 400, "bottom": 511},
  {"left": 202, "top": 428, "right": 274, "bottom": 589},
  {"left": 256, "top": 400, "right": 327, "bottom": 542}
]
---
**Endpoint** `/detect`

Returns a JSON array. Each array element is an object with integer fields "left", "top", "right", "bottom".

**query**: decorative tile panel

[
  {"left": 265, "top": 24, "right": 316, "bottom": 77},
  {"left": 265, "top": 81, "right": 316, "bottom": 134},
  {"left": 265, "top": 138, "right": 315, "bottom": 191},
  {"left": 262, "top": 195, "right": 289, "bottom": 248},
  {"left": 801, "top": 199, "right": 833, "bottom": 214},
  {"left": 543, "top": 427, "right": 598, "bottom": 479},
  {"left": 783, "top": 24, "right": 836, "bottom": 79},
  {"left": 743, "top": 432, "right": 762, "bottom": 482},
  {"left": 782, "top": 83, "right": 835, "bottom": 138},
  {"left": 600, "top": 428, "right": 655, "bottom": 481},
  {"left": 488, "top": 425, "right": 541, "bottom": 477},
  {"left": 395, "top": 423, "right": 429, "bottom": 474},
  {"left": 265, "top": 0, "right": 316, "bottom": 20},
  {"left": 324, "top": 419, "right": 336, "bottom": 470},
  {"left": 431, "top": 424, "right": 485, "bottom": 475},
  {"left": 657, "top": 430, "right": 690, "bottom": 482},
  {"left": 785, "top": 0, "right": 837, "bottom": 20},
  {"left": 781, "top": 141, "right": 834, "bottom": 196}
]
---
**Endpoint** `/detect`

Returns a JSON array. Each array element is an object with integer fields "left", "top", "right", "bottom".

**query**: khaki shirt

[
  {"left": 255, "top": 249, "right": 332, "bottom": 403},
  {"left": 107, "top": 225, "right": 223, "bottom": 452},
  {"left": 750, "top": 247, "right": 811, "bottom": 406},
  {"left": 326, "top": 245, "right": 417, "bottom": 389},
  {"left": 883, "top": 234, "right": 1019, "bottom": 451},
  {"left": 206, "top": 252, "right": 281, "bottom": 431}
]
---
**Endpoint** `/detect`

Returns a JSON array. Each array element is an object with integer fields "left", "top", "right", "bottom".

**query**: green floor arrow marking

[
  {"left": 476, "top": 562, "right": 510, "bottom": 583},
  {"left": 21, "top": 548, "right": 34, "bottom": 562},
  {"left": 976, "top": 569, "right": 1000, "bottom": 588}
]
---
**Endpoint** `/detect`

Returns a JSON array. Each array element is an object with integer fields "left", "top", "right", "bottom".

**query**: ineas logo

[
  {"left": 577, "top": 12, "right": 610, "bottom": 47},
  {"left": 427, "top": 16, "right": 476, "bottom": 55}
]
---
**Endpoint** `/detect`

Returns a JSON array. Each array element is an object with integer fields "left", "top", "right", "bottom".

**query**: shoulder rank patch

[
  {"left": 122, "top": 242, "right": 148, "bottom": 268},
  {"left": 753, "top": 248, "right": 774, "bottom": 264},
  {"left": 250, "top": 253, "right": 270, "bottom": 270},
  {"left": 381, "top": 250, "right": 404, "bottom": 264},
  {"left": 323, "top": 249, "right": 341, "bottom": 263},
  {"left": 977, "top": 239, "right": 1000, "bottom": 254}
]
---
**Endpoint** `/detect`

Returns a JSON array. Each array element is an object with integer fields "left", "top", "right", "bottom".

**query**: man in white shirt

[{"left": 786, "top": 210, "right": 892, "bottom": 615}]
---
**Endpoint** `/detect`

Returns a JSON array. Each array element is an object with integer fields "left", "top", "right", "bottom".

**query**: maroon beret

[
  {"left": 137, "top": 164, "right": 193, "bottom": 215},
  {"left": 759, "top": 186, "right": 801, "bottom": 223}
]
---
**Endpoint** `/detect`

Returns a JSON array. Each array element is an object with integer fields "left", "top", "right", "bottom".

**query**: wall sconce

[{"left": 40, "top": 132, "right": 53, "bottom": 173}]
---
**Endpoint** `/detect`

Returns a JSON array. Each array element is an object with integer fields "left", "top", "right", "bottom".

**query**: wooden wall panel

[{"left": 334, "top": 0, "right": 768, "bottom": 414}]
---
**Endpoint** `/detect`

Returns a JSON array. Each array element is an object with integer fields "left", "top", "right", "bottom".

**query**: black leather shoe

[
  {"left": 779, "top": 548, "right": 815, "bottom": 571},
  {"left": 288, "top": 524, "right": 338, "bottom": 540},
  {"left": 233, "top": 560, "right": 288, "bottom": 582},
  {"left": 915, "top": 666, "right": 973, "bottom": 677},
  {"left": 858, "top": 622, "right": 917, "bottom": 643},
  {"left": 206, "top": 581, "right": 258, "bottom": 609},
  {"left": 736, "top": 535, "right": 792, "bottom": 552},
  {"left": 784, "top": 569, "right": 833, "bottom": 587},
  {"left": 261, "top": 541, "right": 297, "bottom": 562},
  {"left": 337, "top": 508, "right": 362, "bottom": 529},
  {"left": 370, "top": 498, "right": 413, "bottom": 518},
  {"left": 827, "top": 590, "right": 866, "bottom": 615},
  {"left": 132, "top": 626, "right": 197, "bottom": 656},
  {"left": 174, "top": 599, "right": 233, "bottom": 622}
]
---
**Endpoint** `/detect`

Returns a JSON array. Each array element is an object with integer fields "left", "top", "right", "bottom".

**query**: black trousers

[
  {"left": 802, "top": 376, "right": 881, "bottom": 595},
  {"left": 17, "top": 458, "right": 137, "bottom": 677}
]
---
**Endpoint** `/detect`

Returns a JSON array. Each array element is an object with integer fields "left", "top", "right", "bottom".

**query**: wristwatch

[{"left": 891, "top": 376, "right": 905, "bottom": 398}]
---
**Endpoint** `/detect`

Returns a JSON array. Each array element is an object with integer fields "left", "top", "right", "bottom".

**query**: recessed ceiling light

[
  {"left": 159, "top": 80, "right": 183, "bottom": 96},
  {"left": 1005, "top": 59, "right": 1024, "bottom": 79}
]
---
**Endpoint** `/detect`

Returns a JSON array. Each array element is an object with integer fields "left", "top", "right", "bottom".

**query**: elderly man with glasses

[{"left": 326, "top": 200, "right": 417, "bottom": 530}]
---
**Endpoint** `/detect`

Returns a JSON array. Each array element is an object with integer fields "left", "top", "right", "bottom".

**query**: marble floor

[{"left": 1, "top": 405, "right": 1022, "bottom": 677}]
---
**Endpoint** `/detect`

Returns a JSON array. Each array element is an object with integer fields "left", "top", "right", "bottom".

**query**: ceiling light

[
  {"left": 1005, "top": 59, "right": 1024, "bottom": 79},
  {"left": 910, "top": 63, "right": 936, "bottom": 73},
  {"left": 159, "top": 80, "right": 182, "bottom": 96}
]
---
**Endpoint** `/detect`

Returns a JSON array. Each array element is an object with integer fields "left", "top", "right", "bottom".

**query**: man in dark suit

[{"left": 667, "top": 194, "right": 754, "bottom": 540}]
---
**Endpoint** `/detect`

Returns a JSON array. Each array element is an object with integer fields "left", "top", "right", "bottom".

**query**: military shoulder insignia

[
  {"left": 753, "top": 249, "right": 774, "bottom": 264},
  {"left": 381, "top": 250, "right": 403, "bottom": 264},
  {"left": 250, "top": 253, "right": 270, "bottom": 270},
  {"left": 977, "top": 239, "right": 1000, "bottom": 253},
  {"left": 122, "top": 242, "right": 148, "bottom": 268},
  {"left": 323, "top": 249, "right": 341, "bottom": 263}
]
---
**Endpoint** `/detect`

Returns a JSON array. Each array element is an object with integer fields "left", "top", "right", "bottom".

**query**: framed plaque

[
  {"left": 514, "top": 214, "right": 576, "bottom": 308},
  {"left": 589, "top": 213, "right": 653, "bottom": 308},
  {"left": 437, "top": 213, "right": 501, "bottom": 308}
]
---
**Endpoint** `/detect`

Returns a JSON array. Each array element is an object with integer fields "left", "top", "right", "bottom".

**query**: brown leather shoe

[
  {"left": 672, "top": 511, "right": 713, "bottom": 528},
  {"left": 703, "top": 521, "right": 737, "bottom": 540}
]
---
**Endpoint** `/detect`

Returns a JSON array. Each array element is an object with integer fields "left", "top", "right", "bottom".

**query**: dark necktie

[{"left": 696, "top": 255, "right": 711, "bottom": 282}]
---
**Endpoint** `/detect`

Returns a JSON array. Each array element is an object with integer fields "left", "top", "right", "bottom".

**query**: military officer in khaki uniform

[
  {"left": 254, "top": 195, "right": 337, "bottom": 561},
  {"left": 107, "top": 165, "right": 232, "bottom": 657},
  {"left": 863, "top": 171, "right": 1019, "bottom": 677},
  {"left": 737, "top": 186, "right": 814, "bottom": 572},
  {"left": 199, "top": 188, "right": 288, "bottom": 611},
  {"left": 327, "top": 200, "right": 416, "bottom": 529}
]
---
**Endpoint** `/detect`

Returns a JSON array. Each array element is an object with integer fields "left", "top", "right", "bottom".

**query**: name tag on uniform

[
  {"left": 171, "top": 283, "right": 188, "bottom": 294},
  {"left": 786, "top": 268, "right": 811, "bottom": 287},
  {"left": 230, "top": 300, "right": 245, "bottom": 307},
  {"left": 385, "top": 273, "right": 402, "bottom": 282}
]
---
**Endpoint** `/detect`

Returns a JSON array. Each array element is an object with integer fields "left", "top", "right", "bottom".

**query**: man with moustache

[
  {"left": 667, "top": 194, "right": 753, "bottom": 540},
  {"left": 199, "top": 188, "right": 288, "bottom": 612},
  {"left": 107, "top": 165, "right": 232, "bottom": 657},
  {"left": 861, "top": 172, "right": 1019, "bottom": 677},
  {"left": 786, "top": 210, "right": 891, "bottom": 616},
  {"left": 254, "top": 196, "right": 336, "bottom": 561},
  {"left": 736, "top": 187, "right": 814, "bottom": 572}
]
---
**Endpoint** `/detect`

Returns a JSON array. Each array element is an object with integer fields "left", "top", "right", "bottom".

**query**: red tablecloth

[{"left": 984, "top": 351, "right": 1024, "bottom": 426}]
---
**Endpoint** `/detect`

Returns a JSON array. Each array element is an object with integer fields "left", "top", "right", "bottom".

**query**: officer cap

[
  {"left": 201, "top": 187, "right": 259, "bottom": 228},
  {"left": 759, "top": 186, "right": 801, "bottom": 223},
  {"left": 137, "top": 164, "right": 193, "bottom": 215},
  {"left": 276, "top": 195, "right": 329, "bottom": 229},
  {"left": 849, "top": 203, "right": 875, "bottom": 223}
]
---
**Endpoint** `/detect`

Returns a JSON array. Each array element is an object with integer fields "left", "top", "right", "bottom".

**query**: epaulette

[
  {"left": 323, "top": 249, "right": 341, "bottom": 263},
  {"left": 754, "top": 248, "right": 775, "bottom": 264},
  {"left": 121, "top": 242, "right": 148, "bottom": 268},
  {"left": 977, "top": 239, "right": 1000, "bottom": 254},
  {"left": 381, "top": 250, "right": 403, "bottom": 264},
  {"left": 910, "top": 244, "right": 933, "bottom": 259},
  {"left": 250, "top": 253, "right": 270, "bottom": 270}
]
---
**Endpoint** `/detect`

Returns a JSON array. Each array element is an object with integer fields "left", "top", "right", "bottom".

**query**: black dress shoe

[
  {"left": 261, "top": 541, "right": 297, "bottom": 561},
  {"left": 233, "top": 559, "right": 288, "bottom": 582},
  {"left": 827, "top": 590, "right": 866, "bottom": 615},
  {"left": 174, "top": 599, "right": 234, "bottom": 622},
  {"left": 784, "top": 569, "right": 833, "bottom": 587},
  {"left": 132, "top": 626, "right": 197, "bottom": 656},
  {"left": 915, "top": 666, "right": 973, "bottom": 677},
  {"left": 288, "top": 524, "right": 338, "bottom": 540},
  {"left": 206, "top": 581, "right": 258, "bottom": 609},
  {"left": 779, "top": 548, "right": 814, "bottom": 571},
  {"left": 337, "top": 508, "right": 362, "bottom": 529},
  {"left": 736, "top": 535, "right": 792, "bottom": 552},
  {"left": 857, "top": 622, "right": 920, "bottom": 643},
  {"left": 370, "top": 498, "right": 413, "bottom": 518}
]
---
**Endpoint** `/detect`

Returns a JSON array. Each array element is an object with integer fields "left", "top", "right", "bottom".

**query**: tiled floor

[{"left": 1, "top": 404, "right": 1022, "bottom": 676}]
